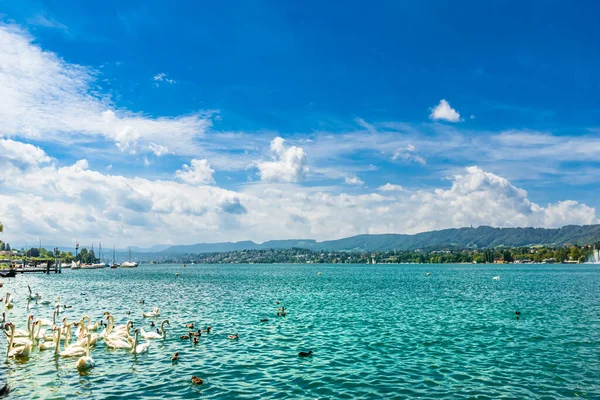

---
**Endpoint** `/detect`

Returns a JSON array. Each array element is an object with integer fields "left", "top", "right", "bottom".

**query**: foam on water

[{"left": 1, "top": 263, "right": 599, "bottom": 398}]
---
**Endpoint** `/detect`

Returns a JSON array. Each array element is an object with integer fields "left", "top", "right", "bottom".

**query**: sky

[{"left": 0, "top": 0, "right": 600, "bottom": 248}]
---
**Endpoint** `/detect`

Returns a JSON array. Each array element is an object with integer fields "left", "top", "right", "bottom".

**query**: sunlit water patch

[{"left": 1, "top": 264, "right": 599, "bottom": 398}]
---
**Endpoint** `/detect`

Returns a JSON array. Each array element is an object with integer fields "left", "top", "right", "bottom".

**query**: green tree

[
  {"left": 5, "top": 243, "right": 10, "bottom": 251},
  {"left": 26, "top": 248, "right": 40, "bottom": 257}
]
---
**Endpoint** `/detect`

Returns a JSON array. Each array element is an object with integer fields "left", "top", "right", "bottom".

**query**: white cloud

[
  {"left": 344, "top": 175, "right": 364, "bottom": 185},
  {"left": 0, "top": 139, "right": 52, "bottom": 168},
  {"left": 378, "top": 183, "right": 404, "bottom": 192},
  {"left": 429, "top": 99, "right": 461, "bottom": 122},
  {"left": 0, "top": 142, "right": 594, "bottom": 246},
  {"left": 175, "top": 159, "right": 215, "bottom": 185},
  {"left": 153, "top": 72, "right": 176, "bottom": 84},
  {"left": 148, "top": 143, "right": 170, "bottom": 156},
  {"left": 257, "top": 137, "right": 308, "bottom": 183},
  {"left": 0, "top": 25, "right": 206, "bottom": 155},
  {"left": 392, "top": 144, "right": 426, "bottom": 165}
]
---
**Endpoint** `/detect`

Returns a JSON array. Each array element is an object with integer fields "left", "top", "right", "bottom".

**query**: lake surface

[{"left": 1, "top": 263, "right": 599, "bottom": 399}]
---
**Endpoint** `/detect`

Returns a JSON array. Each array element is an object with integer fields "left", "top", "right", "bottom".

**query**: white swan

[
  {"left": 4, "top": 292, "right": 13, "bottom": 310},
  {"left": 141, "top": 319, "right": 169, "bottom": 340},
  {"left": 26, "top": 286, "right": 42, "bottom": 301},
  {"left": 39, "top": 328, "right": 59, "bottom": 351},
  {"left": 105, "top": 336, "right": 133, "bottom": 349},
  {"left": 6, "top": 315, "right": 34, "bottom": 338},
  {"left": 74, "top": 324, "right": 99, "bottom": 348},
  {"left": 60, "top": 339, "right": 86, "bottom": 357},
  {"left": 493, "top": 275, "right": 501, "bottom": 280},
  {"left": 38, "top": 311, "right": 56, "bottom": 327},
  {"left": 75, "top": 333, "right": 95, "bottom": 372},
  {"left": 6, "top": 323, "right": 32, "bottom": 358},
  {"left": 34, "top": 320, "right": 49, "bottom": 340},
  {"left": 142, "top": 307, "right": 160, "bottom": 318},
  {"left": 130, "top": 329, "right": 149, "bottom": 354},
  {"left": 105, "top": 317, "right": 134, "bottom": 341},
  {"left": 12, "top": 320, "right": 37, "bottom": 347}
]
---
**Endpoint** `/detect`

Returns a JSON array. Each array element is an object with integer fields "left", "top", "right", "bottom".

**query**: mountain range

[
  {"left": 157, "top": 224, "right": 600, "bottom": 255},
  {"left": 21, "top": 225, "right": 600, "bottom": 260}
]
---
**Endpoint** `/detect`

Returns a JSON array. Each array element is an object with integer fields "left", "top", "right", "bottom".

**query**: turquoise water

[{"left": 1, "top": 263, "right": 600, "bottom": 399}]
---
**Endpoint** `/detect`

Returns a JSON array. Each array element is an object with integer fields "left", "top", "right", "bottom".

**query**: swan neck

[
  {"left": 54, "top": 328, "right": 61, "bottom": 354},
  {"left": 7, "top": 326, "right": 14, "bottom": 357}
]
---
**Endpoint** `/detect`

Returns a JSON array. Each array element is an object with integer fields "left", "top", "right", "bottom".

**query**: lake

[{"left": 1, "top": 263, "right": 599, "bottom": 398}]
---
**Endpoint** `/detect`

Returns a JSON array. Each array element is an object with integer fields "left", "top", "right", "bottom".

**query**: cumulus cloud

[
  {"left": 0, "top": 139, "right": 52, "bottom": 168},
  {"left": 378, "top": 183, "right": 404, "bottom": 192},
  {"left": 345, "top": 175, "right": 364, "bottom": 185},
  {"left": 0, "top": 141, "right": 594, "bottom": 246},
  {"left": 257, "top": 137, "right": 308, "bottom": 183},
  {"left": 175, "top": 159, "right": 215, "bottom": 185},
  {"left": 392, "top": 144, "right": 426, "bottom": 165},
  {"left": 429, "top": 99, "right": 461, "bottom": 122},
  {"left": 0, "top": 25, "right": 208, "bottom": 155}
]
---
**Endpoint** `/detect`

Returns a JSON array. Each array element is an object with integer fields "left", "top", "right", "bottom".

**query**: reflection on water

[{"left": 1, "top": 263, "right": 600, "bottom": 398}]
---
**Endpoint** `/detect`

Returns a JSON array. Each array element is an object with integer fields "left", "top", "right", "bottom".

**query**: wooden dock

[{"left": 0, "top": 258, "right": 62, "bottom": 275}]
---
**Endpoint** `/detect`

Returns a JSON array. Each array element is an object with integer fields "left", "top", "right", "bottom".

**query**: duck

[
  {"left": 189, "top": 330, "right": 202, "bottom": 337},
  {"left": 277, "top": 311, "right": 287, "bottom": 317},
  {"left": 130, "top": 329, "right": 150, "bottom": 354},
  {"left": 0, "top": 383, "right": 8, "bottom": 396},
  {"left": 192, "top": 336, "right": 199, "bottom": 345},
  {"left": 191, "top": 376, "right": 203, "bottom": 385},
  {"left": 186, "top": 323, "right": 194, "bottom": 329},
  {"left": 228, "top": 333, "right": 239, "bottom": 340},
  {"left": 493, "top": 275, "right": 501, "bottom": 280},
  {"left": 150, "top": 321, "right": 156, "bottom": 328},
  {"left": 298, "top": 350, "right": 313, "bottom": 357},
  {"left": 200, "top": 326, "right": 211, "bottom": 334},
  {"left": 260, "top": 318, "right": 269, "bottom": 322},
  {"left": 180, "top": 335, "right": 190, "bottom": 340},
  {"left": 426, "top": 272, "right": 431, "bottom": 276},
  {"left": 171, "top": 352, "right": 179, "bottom": 362},
  {"left": 141, "top": 320, "right": 169, "bottom": 340}
]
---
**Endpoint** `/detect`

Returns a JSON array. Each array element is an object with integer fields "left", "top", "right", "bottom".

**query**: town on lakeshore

[{"left": 2, "top": 224, "right": 600, "bottom": 268}]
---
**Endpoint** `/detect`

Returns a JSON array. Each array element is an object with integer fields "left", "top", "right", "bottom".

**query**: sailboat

[
  {"left": 111, "top": 245, "right": 119, "bottom": 268},
  {"left": 120, "top": 247, "right": 138, "bottom": 268},
  {"left": 71, "top": 261, "right": 80, "bottom": 270},
  {"left": 91, "top": 243, "right": 106, "bottom": 268}
]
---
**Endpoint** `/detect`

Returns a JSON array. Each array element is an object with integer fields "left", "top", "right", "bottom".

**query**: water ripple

[{"left": 1, "top": 263, "right": 599, "bottom": 398}]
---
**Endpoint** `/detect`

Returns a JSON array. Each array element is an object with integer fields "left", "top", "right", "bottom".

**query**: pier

[{"left": 0, "top": 258, "right": 62, "bottom": 276}]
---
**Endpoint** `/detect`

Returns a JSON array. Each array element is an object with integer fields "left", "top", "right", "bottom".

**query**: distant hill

[{"left": 158, "top": 224, "right": 600, "bottom": 254}]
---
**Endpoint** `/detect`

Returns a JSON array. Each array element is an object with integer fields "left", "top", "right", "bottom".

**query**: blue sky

[{"left": 0, "top": 1, "right": 599, "bottom": 246}]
